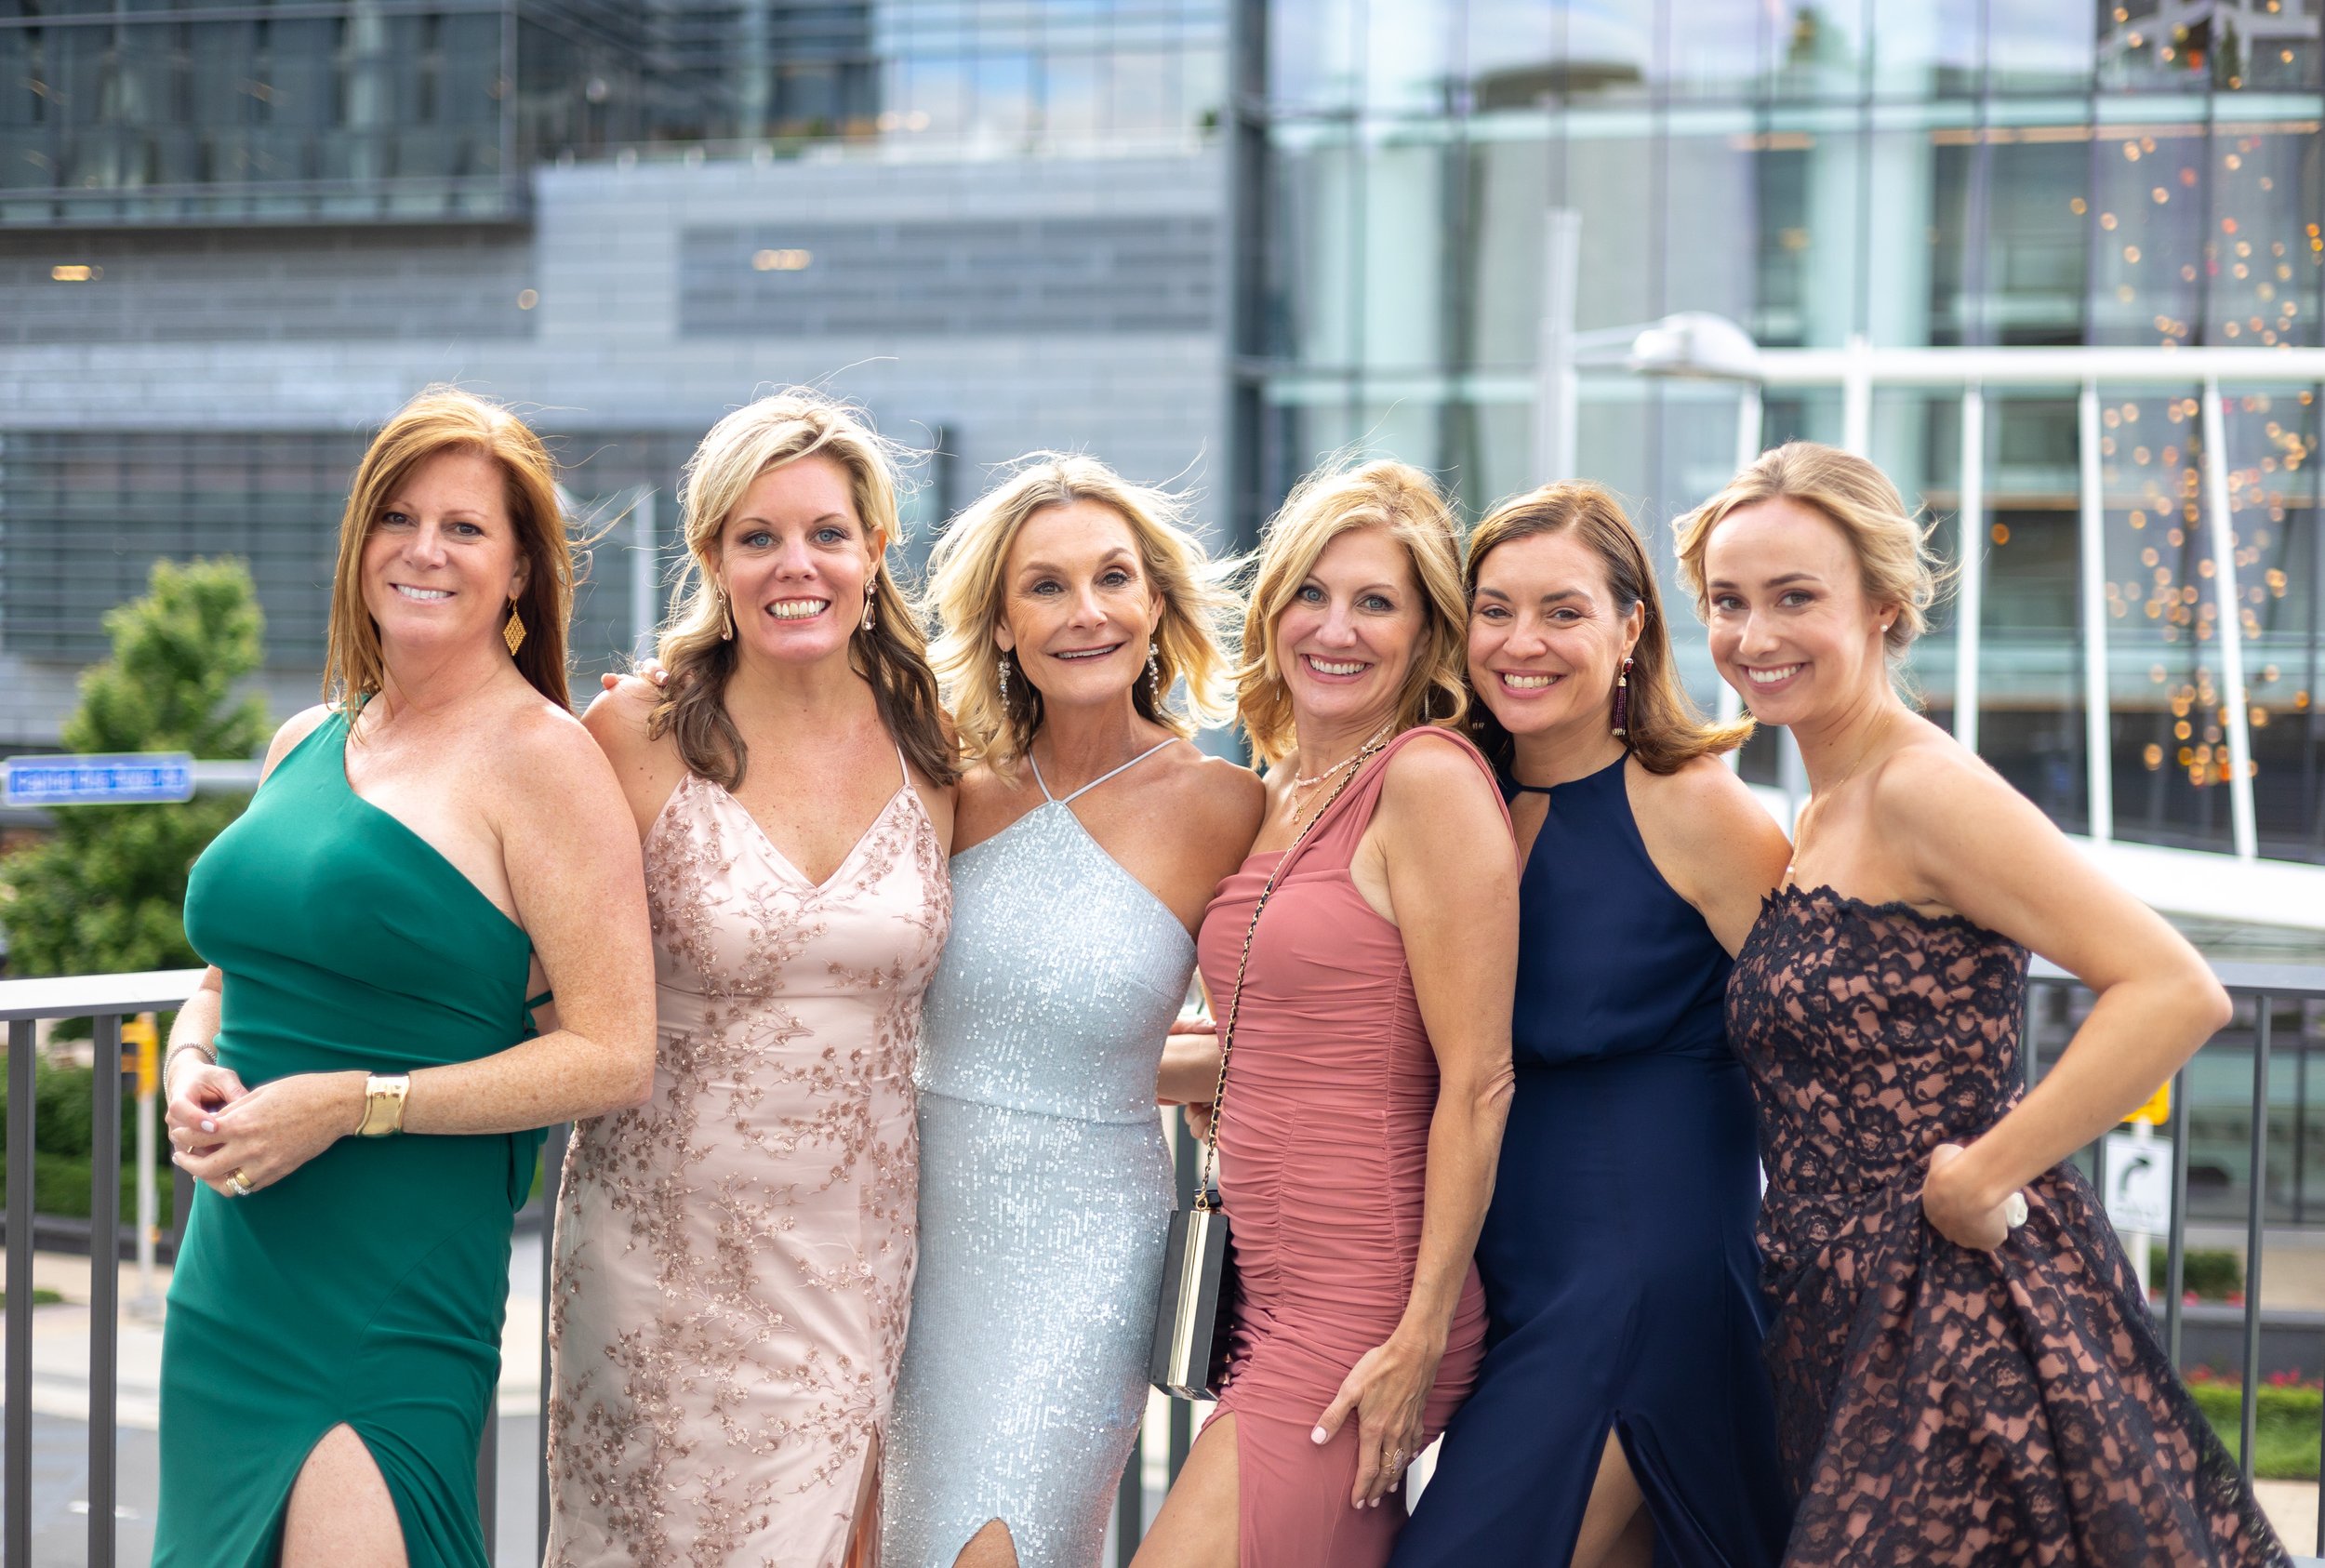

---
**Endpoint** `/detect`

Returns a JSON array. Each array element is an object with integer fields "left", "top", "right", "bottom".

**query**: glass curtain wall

[{"left": 1234, "top": 0, "right": 2325, "bottom": 868}]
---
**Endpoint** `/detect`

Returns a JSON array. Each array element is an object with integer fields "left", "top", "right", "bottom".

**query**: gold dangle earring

[
  {"left": 502, "top": 595, "right": 526, "bottom": 658},
  {"left": 718, "top": 583, "right": 734, "bottom": 642}
]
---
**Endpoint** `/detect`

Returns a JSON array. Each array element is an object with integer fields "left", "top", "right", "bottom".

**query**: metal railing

[{"left": 6, "top": 961, "right": 2325, "bottom": 1565}]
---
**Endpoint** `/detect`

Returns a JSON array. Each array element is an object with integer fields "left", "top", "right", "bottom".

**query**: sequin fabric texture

[
  {"left": 544, "top": 759, "right": 951, "bottom": 1568},
  {"left": 883, "top": 785, "right": 1190, "bottom": 1568},
  {"left": 1727, "top": 884, "right": 2286, "bottom": 1568}
]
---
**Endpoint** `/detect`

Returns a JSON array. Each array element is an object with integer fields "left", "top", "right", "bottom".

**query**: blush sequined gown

[
  {"left": 884, "top": 738, "right": 1191, "bottom": 1568},
  {"left": 1727, "top": 885, "right": 2285, "bottom": 1568},
  {"left": 545, "top": 750, "right": 951, "bottom": 1568},
  {"left": 1195, "top": 725, "right": 1499, "bottom": 1568}
]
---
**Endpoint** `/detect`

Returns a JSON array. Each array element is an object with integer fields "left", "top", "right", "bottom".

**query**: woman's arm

[
  {"left": 175, "top": 713, "right": 658, "bottom": 1194},
  {"left": 1313, "top": 737, "right": 1520, "bottom": 1508},
  {"left": 1889, "top": 744, "right": 2231, "bottom": 1249},
  {"left": 1630, "top": 757, "right": 1792, "bottom": 957}
]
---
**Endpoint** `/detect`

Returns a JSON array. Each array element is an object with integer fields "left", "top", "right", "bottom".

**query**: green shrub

[
  {"left": 0, "top": 1151, "right": 179, "bottom": 1226},
  {"left": 0, "top": 1059, "right": 143, "bottom": 1162},
  {"left": 2187, "top": 1379, "right": 2324, "bottom": 1481},
  {"left": 2149, "top": 1245, "right": 2244, "bottom": 1299}
]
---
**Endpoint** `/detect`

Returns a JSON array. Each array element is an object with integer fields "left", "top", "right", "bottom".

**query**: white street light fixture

[{"left": 1625, "top": 312, "right": 1765, "bottom": 384}]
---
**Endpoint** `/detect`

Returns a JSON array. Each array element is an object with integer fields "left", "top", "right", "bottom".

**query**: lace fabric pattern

[
  {"left": 1727, "top": 885, "right": 2286, "bottom": 1567},
  {"left": 545, "top": 769, "right": 951, "bottom": 1568}
]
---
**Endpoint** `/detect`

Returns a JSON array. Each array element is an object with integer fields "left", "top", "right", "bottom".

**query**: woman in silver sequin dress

[{"left": 884, "top": 456, "right": 1263, "bottom": 1568}]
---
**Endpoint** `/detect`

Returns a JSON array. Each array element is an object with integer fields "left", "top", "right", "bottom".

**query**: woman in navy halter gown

[{"left": 1394, "top": 484, "right": 1794, "bottom": 1568}]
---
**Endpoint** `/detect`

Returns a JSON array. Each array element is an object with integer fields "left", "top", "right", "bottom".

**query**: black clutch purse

[{"left": 1149, "top": 734, "right": 1384, "bottom": 1402}]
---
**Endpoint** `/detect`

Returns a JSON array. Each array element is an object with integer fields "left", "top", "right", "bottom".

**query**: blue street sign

[{"left": 4, "top": 751, "right": 196, "bottom": 807}]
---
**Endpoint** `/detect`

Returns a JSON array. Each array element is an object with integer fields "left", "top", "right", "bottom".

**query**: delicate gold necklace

[
  {"left": 1784, "top": 709, "right": 1897, "bottom": 886},
  {"left": 1290, "top": 721, "right": 1393, "bottom": 792}
]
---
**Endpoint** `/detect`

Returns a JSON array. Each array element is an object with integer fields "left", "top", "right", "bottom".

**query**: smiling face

[
  {"left": 1468, "top": 528, "right": 1642, "bottom": 744},
  {"left": 1702, "top": 497, "right": 1893, "bottom": 728},
  {"left": 995, "top": 499, "right": 1159, "bottom": 713},
  {"left": 716, "top": 454, "right": 883, "bottom": 665},
  {"left": 360, "top": 448, "right": 529, "bottom": 660},
  {"left": 1273, "top": 524, "right": 1426, "bottom": 737}
]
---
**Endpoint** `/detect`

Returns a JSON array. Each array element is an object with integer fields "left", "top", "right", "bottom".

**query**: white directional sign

[
  {"left": 4, "top": 752, "right": 195, "bottom": 807},
  {"left": 2104, "top": 1128, "right": 2172, "bottom": 1237}
]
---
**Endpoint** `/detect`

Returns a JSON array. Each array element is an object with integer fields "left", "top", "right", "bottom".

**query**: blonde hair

[
  {"left": 927, "top": 453, "right": 1237, "bottom": 769},
  {"left": 326, "top": 386, "right": 574, "bottom": 712},
  {"left": 654, "top": 389, "right": 958, "bottom": 788},
  {"left": 1234, "top": 459, "right": 1469, "bottom": 765},
  {"left": 1673, "top": 441, "right": 1945, "bottom": 661},
  {"left": 1467, "top": 482, "right": 1752, "bottom": 775}
]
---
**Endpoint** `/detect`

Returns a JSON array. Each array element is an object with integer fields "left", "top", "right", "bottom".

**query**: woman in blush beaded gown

[
  {"left": 1133, "top": 461, "right": 1520, "bottom": 1568},
  {"left": 1393, "top": 483, "right": 1791, "bottom": 1568},
  {"left": 882, "top": 455, "right": 1262, "bottom": 1568},
  {"left": 1678, "top": 441, "right": 2285, "bottom": 1567},
  {"left": 547, "top": 391, "right": 958, "bottom": 1568}
]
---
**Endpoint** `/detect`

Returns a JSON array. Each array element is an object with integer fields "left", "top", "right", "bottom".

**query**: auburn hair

[
  {"left": 324, "top": 386, "right": 574, "bottom": 712},
  {"left": 1465, "top": 482, "right": 1750, "bottom": 776}
]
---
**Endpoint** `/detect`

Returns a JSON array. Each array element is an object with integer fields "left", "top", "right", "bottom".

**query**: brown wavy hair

[
  {"left": 1465, "top": 482, "right": 1751, "bottom": 776},
  {"left": 1234, "top": 459, "right": 1470, "bottom": 766},
  {"left": 652, "top": 389, "right": 959, "bottom": 790},
  {"left": 325, "top": 385, "right": 574, "bottom": 712}
]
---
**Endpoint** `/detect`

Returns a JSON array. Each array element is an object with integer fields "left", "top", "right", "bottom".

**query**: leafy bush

[
  {"left": 2186, "top": 1375, "right": 2323, "bottom": 1480},
  {"left": 2149, "top": 1245, "right": 2245, "bottom": 1300},
  {"left": 0, "top": 1152, "right": 178, "bottom": 1225},
  {"left": 0, "top": 1060, "right": 141, "bottom": 1162}
]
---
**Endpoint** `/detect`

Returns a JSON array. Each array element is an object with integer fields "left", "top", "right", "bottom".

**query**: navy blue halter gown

[{"left": 1393, "top": 753, "right": 1791, "bottom": 1568}]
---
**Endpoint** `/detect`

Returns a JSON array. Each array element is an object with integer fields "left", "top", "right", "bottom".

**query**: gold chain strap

[{"left": 1192, "top": 731, "right": 1390, "bottom": 1212}]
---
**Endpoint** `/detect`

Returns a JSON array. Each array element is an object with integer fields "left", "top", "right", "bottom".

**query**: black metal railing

[{"left": 7, "top": 961, "right": 2325, "bottom": 1565}]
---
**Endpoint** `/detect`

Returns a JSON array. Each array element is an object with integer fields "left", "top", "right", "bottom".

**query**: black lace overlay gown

[{"left": 1726, "top": 885, "right": 2286, "bottom": 1567}]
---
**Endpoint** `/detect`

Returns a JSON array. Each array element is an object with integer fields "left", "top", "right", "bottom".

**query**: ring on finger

[{"left": 226, "top": 1168, "right": 254, "bottom": 1197}]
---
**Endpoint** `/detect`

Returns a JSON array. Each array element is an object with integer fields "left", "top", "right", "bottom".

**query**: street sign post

[{"left": 3, "top": 752, "right": 194, "bottom": 807}]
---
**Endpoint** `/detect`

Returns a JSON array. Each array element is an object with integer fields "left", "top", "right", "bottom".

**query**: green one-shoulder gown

[{"left": 155, "top": 711, "right": 546, "bottom": 1568}]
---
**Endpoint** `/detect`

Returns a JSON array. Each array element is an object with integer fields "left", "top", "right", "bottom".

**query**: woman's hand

[
  {"left": 599, "top": 658, "right": 672, "bottom": 694},
  {"left": 173, "top": 1070, "right": 365, "bottom": 1197},
  {"left": 165, "top": 1060, "right": 249, "bottom": 1164},
  {"left": 1312, "top": 1328, "right": 1442, "bottom": 1508},
  {"left": 1920, "top": 1141, "right": 2018, "bottom": 1251}
]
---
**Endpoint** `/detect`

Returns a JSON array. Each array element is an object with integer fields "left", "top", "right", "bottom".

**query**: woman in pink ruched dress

[{"left": 1135, "top": 461, "right": 1519, "bottom": 1568}]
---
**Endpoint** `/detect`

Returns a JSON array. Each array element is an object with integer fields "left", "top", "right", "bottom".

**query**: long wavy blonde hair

[
  {"left": 653, "top": 389, "right": 958, "bottom": 788},
  {"left": 1235, "top": 459, "right": 1469, "bottom": 765},
  {"left": 927, "top": 453, "right": 1237, "bottom": 770},
  {"left": 326, "top": 386, "right": 575, "bottom": 712}
]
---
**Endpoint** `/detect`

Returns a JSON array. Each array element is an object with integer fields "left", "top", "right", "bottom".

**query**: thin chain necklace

[
  {"left": 1784, "top": 708, "right": 1898, "bottom": 886},
  {"left": 1290, "top": 720, "right": 1393, "bottom": 792}
]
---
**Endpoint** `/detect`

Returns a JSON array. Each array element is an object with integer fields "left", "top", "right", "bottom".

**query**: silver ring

[{"left": 2002, "top": 1191, "right": 2029, "bottom": 1229}]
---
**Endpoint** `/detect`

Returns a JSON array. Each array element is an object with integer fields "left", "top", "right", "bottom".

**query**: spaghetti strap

[{"left": 1029, "top": 737, "right": 1178, "bottom": 806}]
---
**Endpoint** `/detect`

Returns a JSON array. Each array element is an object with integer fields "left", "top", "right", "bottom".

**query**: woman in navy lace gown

[
  {"left": 1678, "top": 441, "right": 2283, "bottom": 1567},
  {"left": 1393, "top": 484, "right": 1792, "bottom": 1568}
]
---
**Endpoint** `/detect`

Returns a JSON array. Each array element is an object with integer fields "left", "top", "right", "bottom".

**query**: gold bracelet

[{"left": 355, "top": 1072, "right": 410, "bottom": 1137}]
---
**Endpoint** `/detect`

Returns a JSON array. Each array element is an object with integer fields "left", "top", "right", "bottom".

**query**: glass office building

[{"left": 1228, "top": 0, "right": 2325, "bottom": 868}]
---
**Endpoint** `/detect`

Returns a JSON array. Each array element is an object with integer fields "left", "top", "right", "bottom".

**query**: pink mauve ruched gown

[{"left": 1195, "top": 724, "right": 1500, "bottom": 1568}]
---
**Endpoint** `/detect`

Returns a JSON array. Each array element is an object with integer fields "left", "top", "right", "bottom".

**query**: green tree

[{"left": 0, "top": 558, "right": 268, "bottom": 978}]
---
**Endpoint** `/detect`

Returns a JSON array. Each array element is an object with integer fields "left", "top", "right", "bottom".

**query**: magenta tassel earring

[{"left": 1612, "top": 656, "right": 1632, "bottom": 739}]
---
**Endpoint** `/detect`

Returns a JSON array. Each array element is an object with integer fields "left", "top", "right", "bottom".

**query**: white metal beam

[
  {"left": 2079, "top": 379, "right": 2114, "bottom": 844},
  {"left": 1748, "top": 343, "right": 2325, "bottom": 388},
  {"left": 2199, "top": 378, "right": 2261, "bottom": 859},
  {"left": 1953, "top": 384, "right": 1986, "bottom": 754},
  {"left": 1841, "top": 334, "right": 1871, "bottom": 455}
]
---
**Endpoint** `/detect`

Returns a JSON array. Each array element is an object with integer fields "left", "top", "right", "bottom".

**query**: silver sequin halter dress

[{"left": 883, "top": 739, "right": 1191, "bottom": 1568}]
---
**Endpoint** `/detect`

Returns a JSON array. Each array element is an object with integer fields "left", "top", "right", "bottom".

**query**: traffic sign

[
  {"left": 2104, "top": 1128, "right": 2172, "bottom": 1235},
  {"left": 3, "top": 751, "right": 195, "bottom": 806}
]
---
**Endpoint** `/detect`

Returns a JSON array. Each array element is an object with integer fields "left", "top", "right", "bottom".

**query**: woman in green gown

[{"left": 153, "top": 388, "right": 658, "bottom": 1568}]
